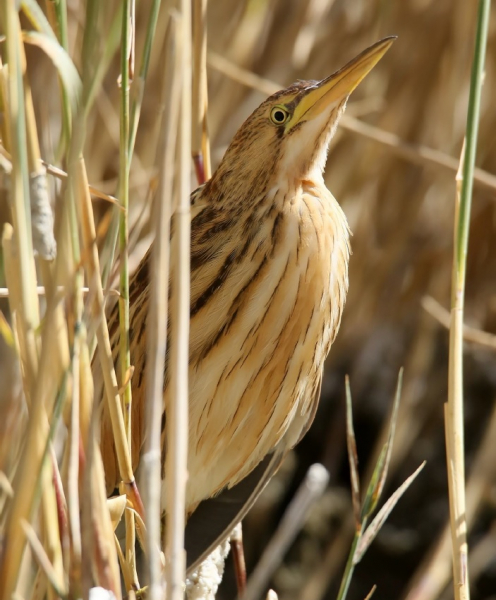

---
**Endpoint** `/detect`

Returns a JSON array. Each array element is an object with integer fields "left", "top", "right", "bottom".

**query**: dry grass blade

[
  {"left": 108, "top": 495, "right": 127, "bottom": 531},
  {"left": 345, "top": 375, "right": 361, "bottom": 529},
  {"left": 336, "top": 370, "right": 409, "bottom": 600},
  {"left": 361, "top": 369, "right": 402, "bottom": 521},
  {"left": 41, "top": 160, "right": 122, "bottom": 207},
  {"left": 354, "top": 462, "right": 426, "bottom": 564},
  {"left": 21, "top": 519, "right": 67, "bottom": 598},
  {"left": 21, "top": 31, "right": 81, "bottom": 111},
  {"left": 363, "top": 585, "right": 377, "bottom": 600}
]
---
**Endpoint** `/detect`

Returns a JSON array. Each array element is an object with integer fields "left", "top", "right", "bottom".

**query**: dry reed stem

[
  {"left": 115, "top": 533, "right": 133, "bottom": 592},
  {"left": 1, "top": 0, "right": 39, "bottom": 395},
  {"left": 39, "top": 160, "right": 123, "bottom": 207},
  {"left": 40, "top": 459, "right": 65, "bottom": 600},
  {"left": 19, "top": 31, "right": 55, "bottom": 261},
  {"left": 207, "top": 52, "right": 496, "bottom": 194},
  {"left": 1, "top": 226, "right": 36, "bottom": 405},
  {"left": 422, "top": 296, "right": 496, "bottom": 351},
  {"left": 119, "top": 0, "right": 133, "bottom": 453},
  {"left": 82, "top": 408, "right": 121, "bottom": 597},
  {"left": 143, "top": 12, "right": 181, "bottom": 599},
  {"left": 0, "top": 227, "right": 43, "bottom": 597},
  {"left": 68, "top": 329, "right": 82, "bottom": 581},
  {"left": 0, "top": 251, "right": 69, "bottom": 599},
  {"left": 21, "top": 520, "right": 66, "bottom": 597},
  {"left": 405, "top": 361, "right": 496, "bottom": 600},
  {"left": 445, "top": 1, "right": 490, "bottom": 595},
  {"left": 192, "top": 0, "right": 211, "bottom": 183},
  {"left": 230, "top": 523, "right": 247, "bottom": 596},
  {"left": 165, "top": 1, "right": 191, "bottom": 597},
  {"left": 20, "top": 29, "right": 66, "bottom": 595},
  {"left": 118, "top": 0, "right": 137, "bottom": 587},
  {"left": 0, "top": 286, "right": 120, "bottom": 298},
  {"left": 74, "top": 154, "right": 143, "bottom": 516},
  {"left": 445, "top": 165, "right": 469, "bottom": 600},
  {"left": 125, "top": 508, "right": 139, "bottom": 590}
]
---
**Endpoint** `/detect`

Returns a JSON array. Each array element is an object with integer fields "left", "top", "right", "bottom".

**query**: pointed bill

[{"left": 291, "top": 36, "right": 396, "bottom": 127}]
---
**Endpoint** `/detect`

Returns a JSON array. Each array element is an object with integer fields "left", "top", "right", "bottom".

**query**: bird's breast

[{"left": 180, "top": 182, "right": 350, "bottom": 510}]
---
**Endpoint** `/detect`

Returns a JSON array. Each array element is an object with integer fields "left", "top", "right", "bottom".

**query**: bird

[{"left": 100, "top": 37, "right": 395, "bottom": 523}]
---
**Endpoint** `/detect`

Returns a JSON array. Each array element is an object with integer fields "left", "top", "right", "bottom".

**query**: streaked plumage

[{"left": 100, "top": 38, "right": 394, "bottom": 517}]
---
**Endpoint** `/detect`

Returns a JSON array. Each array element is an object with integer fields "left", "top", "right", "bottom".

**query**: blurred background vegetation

[{"left": 1, "top": 0, "right": 496, "bottom": 599}]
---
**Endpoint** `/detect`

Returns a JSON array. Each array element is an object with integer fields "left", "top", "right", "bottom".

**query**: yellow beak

[{"left": 291, "top": 36, "right": 396, "bottom": 127}]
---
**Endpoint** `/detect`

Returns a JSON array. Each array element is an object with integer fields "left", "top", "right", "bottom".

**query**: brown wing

[
  {"left": 98, "top": 183, "right": 220, "bottom": 494},
  {"left": 184, "top": 375, "right": 322, "bottom": 571},
  {"left": 296, "top": 371, "right": 323, "bottom": 446},
  {"left": 185, "top": 447, "right": 285, "bottom": 573}
]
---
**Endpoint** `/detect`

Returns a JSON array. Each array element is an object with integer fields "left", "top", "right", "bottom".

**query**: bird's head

[{"left": 210, "top": 37, "right": 395, "bottom": 205}]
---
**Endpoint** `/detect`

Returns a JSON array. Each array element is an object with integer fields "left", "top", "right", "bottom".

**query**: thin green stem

[
  {"left": 336, "top": 530, "right": 363, "bottom": 600},
  {"left": 81, "top": 0, "right": 99, "bottom": 107},
  {"left": 84, "top": 5, "right": 123, "bottom": 116},
  {"left": 446, "top": 3, "right": 490, "bottom": 600},
  {"left": 100, "top": 0, "right": 163, "bottom": 295},
  {"left": 52, "top": 0, "right": 72, "bottom": 155},
  {"left": 128, "top": 0, "right": 162, "bottom": 156},
  {"left": 454, "top": 0, "right": 490, "bottom": 290},
  {"left": 119, "top": 0, "right": 132, "bottom": 445}
]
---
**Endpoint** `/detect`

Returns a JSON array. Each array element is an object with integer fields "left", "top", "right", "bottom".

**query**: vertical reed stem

[
  {"left": 165, "top": 0, "right": 191, "bottom": 597},
  {"left": 119, "top": 0, "right": 132, "bottom": 450},
  {"left": 144, "top": 13, "right": 181, "bottom": 599},
  {"left": 446, "top": 2, "right": 489, "bottom": 600}
]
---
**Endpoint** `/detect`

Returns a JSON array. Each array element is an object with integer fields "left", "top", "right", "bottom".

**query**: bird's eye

[{"left": 270, "top": 107, "right": 290, "bottom": 125}]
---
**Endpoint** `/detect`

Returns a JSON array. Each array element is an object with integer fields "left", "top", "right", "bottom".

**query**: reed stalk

[{"left": 445, "top": 2, "right": 490, "bottom": 599}]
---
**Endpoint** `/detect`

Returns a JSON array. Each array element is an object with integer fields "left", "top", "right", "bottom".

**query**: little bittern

[{"left": 101, "top": 38, "right": 395, "bottom": 518}]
